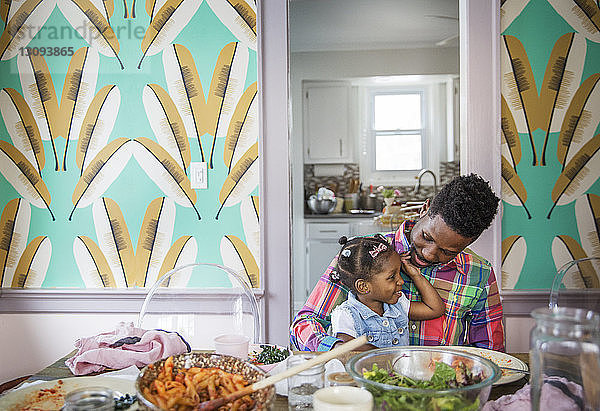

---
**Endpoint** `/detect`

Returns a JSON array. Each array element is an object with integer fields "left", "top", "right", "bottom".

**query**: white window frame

[
  {"left": 367, "top": 87, "right": 428, "bottom": 176},
  {"left": 358, "top": 77, "right": 451, "bottom": 187}
]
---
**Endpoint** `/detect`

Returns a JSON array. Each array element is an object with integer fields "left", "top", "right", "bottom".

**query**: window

[
  {"left": 356, "top": 76, "right": 456, "bottom": 186},
  {"left": 359, "top": 84, "right": 430, "bottom": 185},
  {"left": 372, "top": 92, "right": 424, "bottom": 171}
]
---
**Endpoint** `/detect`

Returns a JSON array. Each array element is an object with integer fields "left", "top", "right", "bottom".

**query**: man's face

[{"left": 409, "top": 211, "right": 473, "bottom": 268}]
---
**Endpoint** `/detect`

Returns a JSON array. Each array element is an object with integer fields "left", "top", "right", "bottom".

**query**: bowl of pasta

[{"left": 135, "top": 352, "right": 275, "bottom": 410}]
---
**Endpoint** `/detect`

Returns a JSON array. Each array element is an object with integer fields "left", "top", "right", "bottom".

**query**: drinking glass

[
  {"left": 530, "top": 307, "right": 600, "bottom": 410},
  {"left": 287, "top": 353, "right": 325, "bottom": 410},
  {"left": 213, "top": 334, "right": 250, "bottom": 359}
]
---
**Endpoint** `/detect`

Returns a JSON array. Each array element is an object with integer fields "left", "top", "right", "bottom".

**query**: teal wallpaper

[
  {"left": 0, "top": 0, "right": 260, "bottom": 289},
  {"left": 501, "top": 0, "right": 600, "bottom": 289}
]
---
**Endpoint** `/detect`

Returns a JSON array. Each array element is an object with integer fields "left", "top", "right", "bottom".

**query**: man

[{"left": 290, "top": 174, "right": 504, "bottom": 352}]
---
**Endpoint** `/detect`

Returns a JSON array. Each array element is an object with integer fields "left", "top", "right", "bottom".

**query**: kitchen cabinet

[
  {"left": 301, "top": 218, "right": 380, "bottom": 302},
  {"left": 305, "top": 222, "right": 351, "bottom": 293},
  {"left": 303, "top": 82, "right": 354, "bottom": 164}
]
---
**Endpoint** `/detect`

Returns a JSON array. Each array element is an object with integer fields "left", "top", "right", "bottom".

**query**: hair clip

[
  {"left": 369, "top": 243, "right": 387, "bottom": 258},
  {"left": 330, "top": 270, "right": 341, "bottom": 281},
  {"left": 341, "top": 249, "right": 351, "bottom": 257}
]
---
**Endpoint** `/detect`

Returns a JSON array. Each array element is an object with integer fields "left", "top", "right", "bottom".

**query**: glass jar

[
  {"left": 529, "top": 307, "right": 600, "bottom": 410},
  {"left": 326, "top": 371, "right": 357, "bottom": 387},
  {"left": 63, "top": 387, "right": 114, "bottom": 411},
  {"left": 287, "top": 353, "right": 325, "bottom": 410}
]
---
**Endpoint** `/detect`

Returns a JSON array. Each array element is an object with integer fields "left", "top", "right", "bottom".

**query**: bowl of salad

[
  {"left": 346, "top": 347, "right": 501, "bottom": 410},
  {"left": 248, "top": 344, "right": 291, "bottom": 372}
]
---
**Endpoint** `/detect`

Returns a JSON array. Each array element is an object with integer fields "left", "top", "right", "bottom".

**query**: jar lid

[{"left": 327, "top": 371, "right": 356, "bottom": 386}]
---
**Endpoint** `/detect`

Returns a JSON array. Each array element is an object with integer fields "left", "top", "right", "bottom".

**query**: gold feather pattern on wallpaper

[
  {"left": 501, "top": 235, "right": 526, "bottom": 290},
  {"left": 0, "top": 0, "right": 55, "bottom": 60},
  {"left": 145, "top": 0, "right": 166, "bottom": 21},
  {"left": 89, "top": 0, "right": 114, "bottom": 23},
  {"left": 131, "top": 137, "right": 200, "bottom": 219},
  {"left": 73, "top": 235, "right": 117, "bottom": 287},
  {"left": 220, "top": 234, "right": 258, "bottom": 288},
  {"left": 12, "top": 235, "right": 50, "bottom": 287},
  {"left": 500, "top": 0, "right": 531, "bottom": 33},
  {"left": 0, "top": 87, "right": 45, "bottom": 175},
  {"left": 204, "top": 42, "right": 248, "bottom": 168},
  {"left": 501, "top": 94, "right": 521, "bottom": 170},
  {"left": 224, "top": 81, "right": 257, "bottom": 173},
  {"left": 143, "top": 83, "right": 190, "bottom": 175},
  {"left": 0, "top": 140, "right": 54, "bottom": 220},
  {"left": 216, "top": 141, "right": 258, "bottom": 219},
  {"left": 0, "top": 0, "right": 13, "bottom": 25},
  {"left": 206, "top": 0, "right": 256, "bottom": 51},
  {"left": 163, "top": 44, "right": 206, "bottom": 162},
  {"left": 575, "top": 193, "right": 600, "bottom": 258},
  {"left": 57, "top": 0, "right": 123, "bottom": 69},
  {"left": 92, "top": 197, "right": 135, "bottom": 287},
  {"left": 76, "top": 84, "right": 120, "bottom": 176},
  {"left": 548, "top": 0, "right": 600, "bottom": 43},
  {"left": 240, "top": 194, "right": 258, "bottom": 264},
  {"left": 158, "top": 235, "right": 197, "bottom": 287},
  {"left": 71, "top": 197, "right": 198, "bottom": 288},
  {"left": 501, "top": 155, "right": 531, "bottom": 219},
  {"left": 70, "top": 137, "right": 133, "bottom": 220},
  {"left": 538, "top": 32, "right": 586, "bottom": 166},
  {"left": 17, "top": 53, "right": 60, "bottom": 170},
  {"left": 557, "top": 73, "right": 600, "bottom": 170},
  {"left": 0, "top": 198, "right": 30, "bottom": 287},
  {"left": 134, "top": 196, "right": 175, "bottom": 287},
  {"left": 137, "top": 0, "right": 203, "bottom": 69},
  {"left": 548, "top": 134, "right": 600, "bottom": 218},
  {"left": 552, "top": 234, "right": 599, "bottom": 288},
  {"left": 501, "top": 35, "right": 540, "bottom": 165},
  {"left": 60, "top": 47, "right": 99, "bottom": 171}
]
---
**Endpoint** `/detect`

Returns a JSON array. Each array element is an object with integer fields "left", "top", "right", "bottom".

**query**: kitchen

[
  {"left": 1, "top": 0, "right": 599, "bottom": 408},
  {"left": 288, "top": 1, "right": 464, "bottom": 316}
]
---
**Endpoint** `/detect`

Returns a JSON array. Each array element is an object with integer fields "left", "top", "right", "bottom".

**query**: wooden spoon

[{"left": 194, "top": 335, "right": 368, "bottom": 410}]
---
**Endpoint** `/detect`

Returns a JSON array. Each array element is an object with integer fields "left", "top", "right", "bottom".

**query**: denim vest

[{"left": 340, "top": 292, "right": 409, "bottom": 348}]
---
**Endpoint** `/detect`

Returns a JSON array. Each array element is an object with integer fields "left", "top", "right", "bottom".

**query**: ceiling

[{"left": 289, "top": 0, "right": 459, "bottom": 52}]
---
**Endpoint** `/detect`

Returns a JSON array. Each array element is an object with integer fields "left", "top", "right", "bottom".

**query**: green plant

[{"left": 377, "top": 186, "right": 395, "bottom": 198}]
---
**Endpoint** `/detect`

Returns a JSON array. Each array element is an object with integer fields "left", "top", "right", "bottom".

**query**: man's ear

[
  {"left": 355, "top": 279, "right": 369, "bottom": 294},
  {"left": 419, "top": 199, "right": 430, "bottom": 218}
]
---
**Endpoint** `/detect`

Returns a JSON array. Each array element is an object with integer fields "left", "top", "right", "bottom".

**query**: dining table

[{"left": 1, "top": 350, "right": 529, "bottom": 410}]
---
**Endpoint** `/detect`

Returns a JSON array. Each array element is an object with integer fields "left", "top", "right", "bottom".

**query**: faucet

[{"left": 414, "top": 169, "right": 437, "bottom": 196}]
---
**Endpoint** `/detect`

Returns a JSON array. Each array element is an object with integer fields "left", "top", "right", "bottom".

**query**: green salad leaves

[
  {"left": 363, "top": 362, "right": 483, "bottom": 411},
  {"left": 249, "top": 345, "right": 290, "bottom": 365}
]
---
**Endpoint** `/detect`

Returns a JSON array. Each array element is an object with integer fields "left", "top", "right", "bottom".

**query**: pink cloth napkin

[
  {"left": 65, "top": 322, "right": 190, "bottom": 375},
  {"left": 483, "top": 376, "right": 585, "bottom": 411}
]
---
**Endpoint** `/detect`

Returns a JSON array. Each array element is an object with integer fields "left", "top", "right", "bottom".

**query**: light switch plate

[{"left": 190, "top": 162, "right": 208, "bottom": 189}]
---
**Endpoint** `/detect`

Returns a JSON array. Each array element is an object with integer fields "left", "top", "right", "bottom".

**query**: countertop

[{"left": 304, "top": 211, "right": 382, "bottom": 219}]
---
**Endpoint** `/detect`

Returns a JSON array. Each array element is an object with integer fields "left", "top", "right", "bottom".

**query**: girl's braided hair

[{"left": 330, "top": 234, "right": 395, "bottom": 293}]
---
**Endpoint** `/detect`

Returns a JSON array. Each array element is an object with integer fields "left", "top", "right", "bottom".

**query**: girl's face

[{"left": 365, "top": 252, "right": 405, "bottom": 305}]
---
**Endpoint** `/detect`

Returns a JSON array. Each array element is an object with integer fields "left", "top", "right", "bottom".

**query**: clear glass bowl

[{"left": 345, "top": 347, "right": 501, "bottom": 411}]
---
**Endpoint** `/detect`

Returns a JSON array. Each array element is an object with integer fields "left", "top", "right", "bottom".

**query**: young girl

[{"left": 330, "top": 234, "right": 445, "bottom": 350}]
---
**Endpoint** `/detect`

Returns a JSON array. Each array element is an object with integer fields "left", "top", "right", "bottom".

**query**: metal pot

[{"left": 307, "top": 196, "right": 337, "bottom": 214}]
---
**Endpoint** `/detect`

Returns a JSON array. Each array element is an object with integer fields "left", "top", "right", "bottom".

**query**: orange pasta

[{"left": 143, "top": 356, "right": 255, "bottom": 410}]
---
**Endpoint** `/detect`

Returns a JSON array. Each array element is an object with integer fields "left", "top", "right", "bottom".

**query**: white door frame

[{"left": 258, "top": 0, "right": 501, "bottom": 345}]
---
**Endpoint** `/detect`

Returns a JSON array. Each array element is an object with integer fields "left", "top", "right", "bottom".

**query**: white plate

[
  {"left": 0, "top": 376, "right": 138, "bottom": 410},
  {"left": 438, "top": 346, "right": 528, "bottom": 385},
  {"left": 248, "top": 343, "right": 292, "bottom": 373}
]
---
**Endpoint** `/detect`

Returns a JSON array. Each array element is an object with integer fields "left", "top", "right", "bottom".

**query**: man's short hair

[{"left": 428, "top": 173, "right": 500, "bottom": 239}]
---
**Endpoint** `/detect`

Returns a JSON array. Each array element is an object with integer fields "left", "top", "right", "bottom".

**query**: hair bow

[{"left": 369, "top": 243, "right": 387, "bottom": 258}]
